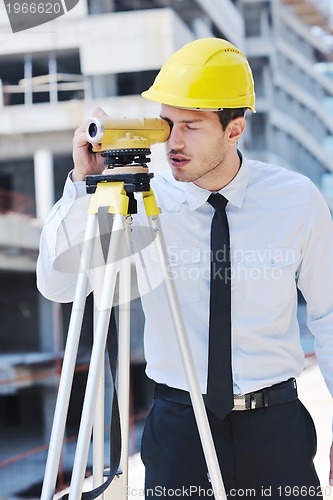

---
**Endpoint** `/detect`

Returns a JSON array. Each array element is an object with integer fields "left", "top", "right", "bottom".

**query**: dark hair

[{"left": 215, "top": 108, "right": 246, "bottom": 130}]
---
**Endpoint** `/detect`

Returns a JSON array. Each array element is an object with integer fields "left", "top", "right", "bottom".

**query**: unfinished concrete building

[{"left": 0, "top": 0, "right": 332, "bottom": 496}]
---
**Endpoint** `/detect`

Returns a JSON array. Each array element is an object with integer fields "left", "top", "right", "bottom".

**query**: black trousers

[{"left": 141, "top": 396, "right": 322, "bottom": 499}]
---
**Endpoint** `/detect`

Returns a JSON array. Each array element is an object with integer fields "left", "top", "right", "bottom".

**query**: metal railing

[{"left": 0, "top": 73, "right": 90, "bottom": 107}]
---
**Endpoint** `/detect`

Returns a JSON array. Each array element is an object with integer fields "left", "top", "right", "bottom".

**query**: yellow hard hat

[{"left": 142, "top": 38, "right": 255, "bottom": 112}]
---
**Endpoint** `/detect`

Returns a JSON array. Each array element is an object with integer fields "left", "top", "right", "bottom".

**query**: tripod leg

[
  {"left": 148, "top": 214, "right": 228, "bottom": 500},
  {"left": 92, "top": 266, "right": 107, "bottom": 493},
  {"left": 68, "top": 213, "right": 125, "bottom": 500},
  {"left": 41, "top": 214, "right": 98, "bottom": 500},
  {"left": 117, "top": 217, "right": 132, "bottom": 499}
]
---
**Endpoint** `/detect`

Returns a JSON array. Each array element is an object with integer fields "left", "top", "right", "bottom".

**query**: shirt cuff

[{"left": 66, "top": 170, "right": 87, "bottom": 199}]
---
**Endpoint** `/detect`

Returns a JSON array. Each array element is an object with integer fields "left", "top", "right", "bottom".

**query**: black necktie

[{"left": 205, "top": 193, "right": 234, "bottom": 419}]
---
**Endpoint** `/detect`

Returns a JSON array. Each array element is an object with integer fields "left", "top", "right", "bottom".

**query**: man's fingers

[
  {"left": 74, "top": 107, "right": 108, "bottom": 140},
  {"left": 92, "top": 107, "right": 109, "bottom": 118}
]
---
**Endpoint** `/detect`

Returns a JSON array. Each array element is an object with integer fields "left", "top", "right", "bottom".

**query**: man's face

[{"left": 160, "top": 104, "right": 229, "bottom": 189}]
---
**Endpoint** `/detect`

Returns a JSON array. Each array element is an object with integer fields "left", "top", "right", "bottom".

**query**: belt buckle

[
  {"left": 233, "top": 394, "right": 246, "bottom": 411},
  {"left": 233, "top": 394, "right": 257, "bottom": 411}
]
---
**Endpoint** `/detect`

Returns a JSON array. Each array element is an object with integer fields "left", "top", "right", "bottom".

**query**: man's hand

[{"left": 72, "top": 107, "right": 108, "bottom": 182}]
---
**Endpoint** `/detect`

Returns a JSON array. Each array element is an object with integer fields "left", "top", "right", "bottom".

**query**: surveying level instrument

[
  {"left": 86, "top": 116, "right": 170, "bottom": 154},
  {"left": 41, "top": 116, "right": 227, "bottom": 500}
]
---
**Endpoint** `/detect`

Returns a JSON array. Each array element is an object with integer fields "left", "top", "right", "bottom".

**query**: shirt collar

[{"left": 182, "top": 155, "right": 250, "bottom": 210}]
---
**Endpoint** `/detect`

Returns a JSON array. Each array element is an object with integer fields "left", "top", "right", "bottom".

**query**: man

[{"left": 37, "top": 38, "right": 333, "bottom": 498}]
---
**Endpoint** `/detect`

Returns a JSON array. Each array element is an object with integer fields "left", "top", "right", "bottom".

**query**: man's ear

[{"left": 228, "top": 117, "right": 246, "bottom": 144}]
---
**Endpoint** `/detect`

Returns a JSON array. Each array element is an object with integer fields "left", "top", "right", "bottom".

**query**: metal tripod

[{"left": 40, "top": 172, "right": 227, "bottom": 500}]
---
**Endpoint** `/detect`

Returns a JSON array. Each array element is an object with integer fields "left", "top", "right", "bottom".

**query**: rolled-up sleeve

[{"left": 36, "top": 176, "right": 90, "bottom": 302}]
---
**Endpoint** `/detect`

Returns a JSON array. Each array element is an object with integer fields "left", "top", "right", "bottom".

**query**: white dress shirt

[{"left": 37, "top": 156, "right": 333, "bottom": 400}]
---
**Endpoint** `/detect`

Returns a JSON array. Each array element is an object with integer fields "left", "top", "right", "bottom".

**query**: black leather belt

[{"left": 155, "top": 378, "right": 298, "bottom": 411}]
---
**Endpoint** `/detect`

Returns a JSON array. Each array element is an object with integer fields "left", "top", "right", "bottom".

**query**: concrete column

[
  {"left": 0, "top": 79, "right": 3, "bottom": 107},
  {"left": 89, "top": 0, "right": 114, "bottom": 14},
  {"left": 24, "top": 54, "right": 33, "bottom": 105},
  {"left": 91, "top": 73, "right": 117, "bottom": 98},
  {"left": 34, "top": 148, "right": 55, "bottom": 223},
  {"left": 48, "top": 52, "right": 58, "bottom": 104},
  {"left": 34, "top": 148, "right": 63, "bottom": 446},
  {"left": 40, "top": 301, "right": 63, "bottom": 445},
  {"left": 38, "top": 295, "right": 63, "bottom": 352},
  {"left": 41, "top": 384, "right": 59, "bottom": 447}
]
